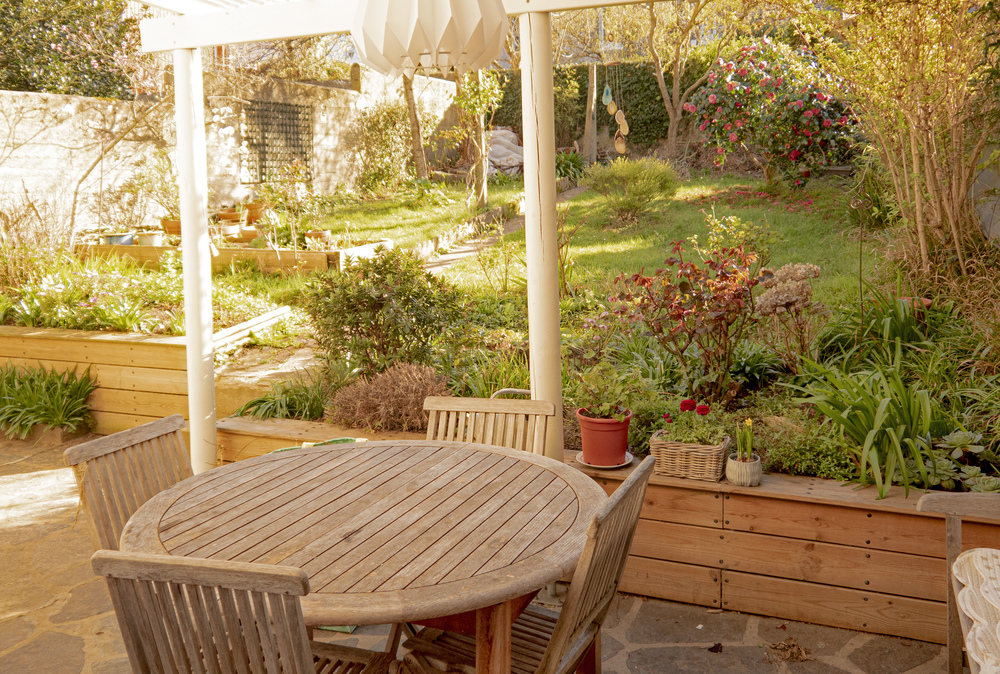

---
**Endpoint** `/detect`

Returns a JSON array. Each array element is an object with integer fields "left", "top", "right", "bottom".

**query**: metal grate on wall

[{"left": 243, "top": 100, "right": 313, "bottom": 183}]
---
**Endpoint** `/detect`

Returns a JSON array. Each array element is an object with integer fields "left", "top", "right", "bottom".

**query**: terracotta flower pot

[
  {"left": 726, "top": 453, "right": 762, "bottom": 487},
  {"left": 161, "top": 218, "right": 182, "bottom": 236},
  {"left": 576, "top": 408, "right": 632, "bottom": 467}
]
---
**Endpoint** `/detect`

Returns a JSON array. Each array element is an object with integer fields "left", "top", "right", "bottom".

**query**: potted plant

[
  {"left": 573, "top": 362, "right": 646, "bottom": 468},
  {"left": 140, "top": 150, "right": 182, "bottom": 236},
  {"left": 648, "top": 397, "right": 731, "bottom": 481},
  {"left": 726, "top": 418, "right": 761, "bottom": 486}
]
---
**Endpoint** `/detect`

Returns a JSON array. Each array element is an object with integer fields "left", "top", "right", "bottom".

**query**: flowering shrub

[
  {"left": 686, "top": 40, "right": 856, "bottom": 187},
  {"left": 757, "top": 262, "right": 829, "bottom": 370},
  {"left": 614, "top": 241, "right": 759, "bottom": 403},
  {"left": 651, "top": 396, "right": 729, "bottom": 445}
]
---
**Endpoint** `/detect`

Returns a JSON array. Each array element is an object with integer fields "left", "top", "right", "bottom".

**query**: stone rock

[
  {"left": 0, "top": 631, "right": 84, "bottom": 674},
  {"left": 50, "top": 579, "right": 112, "bottom": 624}
]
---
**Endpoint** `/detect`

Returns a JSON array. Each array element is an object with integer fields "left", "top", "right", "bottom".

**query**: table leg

[{"left": 476, "top": 600, "right": 513, "bottom": 674}]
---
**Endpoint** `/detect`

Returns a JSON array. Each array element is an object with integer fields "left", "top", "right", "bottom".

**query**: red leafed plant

[{"left": 614, "top": 240, "right": 759, "bottom": 404}]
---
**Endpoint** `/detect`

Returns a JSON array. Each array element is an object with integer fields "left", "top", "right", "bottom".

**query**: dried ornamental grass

[{"left": 327, "top": 363, "right": 449, "bottom": 432}]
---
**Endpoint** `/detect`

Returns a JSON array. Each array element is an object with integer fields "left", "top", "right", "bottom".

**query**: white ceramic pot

[{"left": 726, "top": 453, "right": 762, "bottom": 487}]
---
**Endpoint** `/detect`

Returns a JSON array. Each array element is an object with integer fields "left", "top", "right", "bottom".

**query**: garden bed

[
  {"left": 572, "top": 453, "right": 1000, "bottom": 645},
  {"left": 76, "top": 240, "right": 394, "bottom": 274}
]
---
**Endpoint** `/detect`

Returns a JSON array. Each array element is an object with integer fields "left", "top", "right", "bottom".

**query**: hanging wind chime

[{"left": 602, "top": 61, "right": 629, "bottom": 154}]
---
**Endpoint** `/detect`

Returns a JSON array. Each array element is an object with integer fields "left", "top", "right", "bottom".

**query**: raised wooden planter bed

[
  {"left": 571, "top": 452, "right": 1000, "bottom": 645},
  {"left": 77, "top": 239, "right": 394, "bottom": 274}
]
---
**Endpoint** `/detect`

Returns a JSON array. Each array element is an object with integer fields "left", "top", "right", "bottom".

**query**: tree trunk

[
  {"left": 472, "top": 70, "right": 488, "bottom": 209},
  {"left": 402, "top": 74, "right": 428, "bottom": 180},
  {"left": 583, "top": 63, "right": 597, "bottom": 163}
]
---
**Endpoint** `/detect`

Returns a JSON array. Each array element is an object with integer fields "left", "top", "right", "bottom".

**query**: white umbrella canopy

[{"left": 351, "top": 0, "right": 507, "bottom": 77}]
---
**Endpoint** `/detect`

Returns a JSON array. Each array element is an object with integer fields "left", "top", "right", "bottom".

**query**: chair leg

[
  {"left": 387, "top": 623, "right": 404, "bottom": 654},
  {"left": 576, "top": 632, "right": 601, "bottom": 674}
]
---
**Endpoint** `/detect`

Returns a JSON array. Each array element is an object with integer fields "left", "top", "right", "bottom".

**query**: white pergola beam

[
  {"left": 140, "top": 0, "right": 357, "bottom": 52},
  {"left": 140, "top": 0, "right": 652, "bottom": 52}
]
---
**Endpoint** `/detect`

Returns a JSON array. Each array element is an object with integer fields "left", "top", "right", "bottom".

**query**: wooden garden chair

[
  {"left": 918, "top": 492, "right": 1000, "bottom": 674},
  {"left": 424, "top": 396, "right": 556, "bottom": 455},
  {"left": 64, "top": 414, "right": 192, "bottom": 551},
  {"left": 92, "top": 550, "right": 394, "bottom": 674},
  {"left": 401, "top": 456, "right": 656, "bottom": 674}
]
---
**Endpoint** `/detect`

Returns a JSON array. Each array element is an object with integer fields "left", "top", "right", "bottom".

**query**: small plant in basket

[
  {"left": 649, "top": 397, "right": 731, "bottom": 482},
  {"left": 727, "top": 419, "right": 762, "bottom": 487}
]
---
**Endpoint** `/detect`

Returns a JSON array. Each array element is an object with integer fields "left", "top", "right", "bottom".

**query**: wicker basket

[{"left": 648, "top": 431, "right": 731, "bottom": 482}]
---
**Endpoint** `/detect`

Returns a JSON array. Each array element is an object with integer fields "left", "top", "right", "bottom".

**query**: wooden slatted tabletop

[{"left": 120, "top": 441, "right": 606, "bottom": 632}]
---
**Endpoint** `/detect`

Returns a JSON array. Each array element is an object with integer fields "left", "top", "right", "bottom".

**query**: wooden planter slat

[
  {"left": 722, "top": 570, "right": 946, "bottom": 644},
  {"left": 597, "top": 481, "right": 724, "bottom": 528},
  {"left": 88, "top": 389, "right": 189, "bottom": 419},
  {"left": 0, "top": 333, "right": 187, "bottom": 370},
  {"left": 574, "top": 454, "right": 1000, "bottom": 644},
  {"left": 620, "top": 556, "right": 721, "bottom": 608},
  {"left": 2, "top": 357, "right": 188, "bottom": 395}
]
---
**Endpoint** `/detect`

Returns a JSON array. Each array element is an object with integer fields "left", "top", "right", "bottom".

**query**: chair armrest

[{"left": 917, "top": 492, "right": 1000, "bottom": 519}]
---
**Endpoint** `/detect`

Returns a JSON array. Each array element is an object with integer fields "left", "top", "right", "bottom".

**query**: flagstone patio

[{"left": 0, "top": 437, "right": 951, "bottom": 674}]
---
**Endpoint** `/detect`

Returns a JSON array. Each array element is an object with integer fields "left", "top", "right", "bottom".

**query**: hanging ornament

[
  {"left": 607, "top": 100, "right": 617, "bottom": 116},
  {"left": 602, "top": 84, "right": 613, "bottom": 106},
  {"left": 615, "top": 109, "right": 625, "bottom": 125},
  {"left": 614, "top": 129, "right": 626, "bottom": 154},
  {"left": 351, "top": 0, "right": 507, "bottom": 78},
  {"left": 620, "top": 119, "right": 630, "bottom": 136}
]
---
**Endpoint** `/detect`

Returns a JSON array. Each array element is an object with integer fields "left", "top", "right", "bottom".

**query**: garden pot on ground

[
  {"left": 305, "top": 230, "right": 332, "bottom": 243},
  {"left": 101, "top": 232, "right": 134, "bottom": 246},
  {"left": 137, "top": 232, "right": 163, "bottom": 246},
  {"left": 576, "top": 408, "right": 632, "bottom": 467},
  {"left": 726, "top": 452, "right": 762, "bottom": 487},
  {"left": 161, "top": 218, "right": 182, "bottom": 236}
]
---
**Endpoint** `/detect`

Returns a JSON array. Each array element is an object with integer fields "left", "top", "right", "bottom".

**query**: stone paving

[{"left": 0, "top": 436, "right": 953, "bottom": 674}]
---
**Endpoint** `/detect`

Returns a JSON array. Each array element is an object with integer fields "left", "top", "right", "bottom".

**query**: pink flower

[
  {"left": 737, "top": 67, "right": 748, "bottom": 77},
  {"left": 735, "top": 119, "right": 744, "bottom": 128},
  {"left": 708, "top": 94, "right": 717, "bottom": 104},
  {"left": 680, "top": 399, "right": 697, "bottom": 412},
  {"left": 726, "top": 82, "right": 735, "bottom": 92},
  {"left": 729, "top": 132, "right": 738, "bottom": 143},
  {"left": 708, "top": 72, "right": 717, "bottom": 84},
  {"left": 816, "top": 92, "right": 827, "bottom": 102},
  {"left": 717, "top": 147, "right": 726, "bottom": 154},
  {"left": 839, "top": 115, "right": 848, "bottom": 124},
  {"left": 823, "top": 119, "right": 832, "bottom": 127},
  {"left": 717, "top": 106, "right": 723, "bottom": 113},
  {"left": 699, "top": 122, "right": 707, "bottom": 131},
  {"left": 766, "top": 92, "right": 775, "bottom": 100},
  {"left": 775, "top": 77, "right": 784, "bottom": 86},
  {"left": 803, "top": 110, "right": 813, "bottom": 118},
  {"left": 695, "top": 404, "right": 710, "bottom": 416},
  {"left": 795, "top": 100, "right": 804, "bottom": 108},
  {"left": 723, "top": 123, "right": 733, "bottom": 131}
]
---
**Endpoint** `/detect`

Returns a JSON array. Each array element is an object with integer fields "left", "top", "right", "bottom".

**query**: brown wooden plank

[
  {"left": 618, "top": 556, "right": 721, "bottom": 608},
  {"left": 725, "top": 492, "right": 946, "bottom": 556},
  {"left": 92, "top": 411, "right": 166, "bottom": 436},
  {"left": 89, "top": 388, "right": 188, "bottom": 418},
  {"left": 585, "top": 475, "right": 724, "bottom": 529},
  {"left": 0, "top": 334, "right": 186, "bottom": 370},
  {"left": 721, "top": 570, "right": 946, "bottom": 644},
  {"left": 628, "top": 519, "right": 947, "bottom": 602},
  {"left": 3, "top": 357, "right": 188, "bottom": 394}
]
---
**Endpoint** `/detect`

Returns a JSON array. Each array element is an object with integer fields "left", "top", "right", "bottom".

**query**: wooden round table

[{"left": 120, "top": 440, "right": 606, "bottom": 674}]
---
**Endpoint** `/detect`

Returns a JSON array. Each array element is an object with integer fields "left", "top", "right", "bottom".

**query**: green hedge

[{"left": 492, "top": 51, "right": 714, "bottom": 148}]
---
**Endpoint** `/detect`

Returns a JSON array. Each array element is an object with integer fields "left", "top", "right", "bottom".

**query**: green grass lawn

[
  {"left": 314, "top": 180, "right": 525, "bottom": 250},
  {"left": 443, "top": 173, "right": 875, "bottom": 311}
]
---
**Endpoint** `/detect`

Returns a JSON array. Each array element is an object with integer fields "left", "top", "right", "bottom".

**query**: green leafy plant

[
  {"left": 614, "top": 240, "right": 760, "bottom": 403},
  {"left": 570, "top": 361, "right": 651, "bottom": 422},
  {"left": 347, "top": 99, "right": 413, "bottom": 195},
  {"left": 555, "top": 151, "right": 586, "bottom": 184},
  {"left": 580, "top": 157, "right": 679, "bottom": 223},
  {"left": 791, "top": 360, "right": 951, "bottom": 498},
  {"left": 0, "top": 364, "right": 96, "bottom": 438},
  {"left": 234, "top": 369, "right": 331, "bottom": 421},
  {"left": 305, "top": 247, "right": 462, "bottom": 375},
  {"left": 735, "top": 418, "right": 755, "bottom": 461}
]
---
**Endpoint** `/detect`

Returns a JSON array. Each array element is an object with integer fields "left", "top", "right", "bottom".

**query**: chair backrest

[
  {"left": 535, "top": 456, "right": 655, "bottom": 674},
  {"left": 424, "top": 396, "right": 556, "bottom": 455},
  {"left": 92, "top": 550, "right": 314, "bottom": 674},
  {"left": 64, "top": 415, "right": 192, "bottom": 551}
]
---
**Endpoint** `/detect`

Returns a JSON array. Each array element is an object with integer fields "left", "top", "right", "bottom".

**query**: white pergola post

[
  {"left": 519, "top": 12, "right": 563, "bottom": 461},
  {"left": 173, "top": 47, "right": 217, "bottom": 474}
]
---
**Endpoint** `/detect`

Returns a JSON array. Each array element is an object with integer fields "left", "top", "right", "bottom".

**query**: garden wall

[
  {"left": 574, "top": 455, "right": 1000, "bottom": 645},
  {"left": 0, "top": 326, "right": 187, "bottom": 435}
]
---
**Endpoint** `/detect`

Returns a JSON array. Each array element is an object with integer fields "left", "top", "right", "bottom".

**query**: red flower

[
  {"left": 696, "top": 404, "right": 710, "bottom": 416},
  {"left": 680, "top": 399, "right": 697, "bottom": 412},
  {"left": 729, "top": 132, "right": 738, "bottom": 143},
  {"left": 708, "top": 94, "right": 717, "bottom": 104}
]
